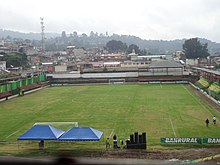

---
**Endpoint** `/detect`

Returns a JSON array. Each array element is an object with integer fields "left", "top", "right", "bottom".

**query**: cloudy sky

[{"left": 1, "top": 0, "right": 220, "bottom": 42}]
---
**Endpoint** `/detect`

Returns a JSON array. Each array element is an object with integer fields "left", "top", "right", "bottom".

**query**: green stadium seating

[{"left": 196, "top": 77, "right": 210, "bottom": 89}]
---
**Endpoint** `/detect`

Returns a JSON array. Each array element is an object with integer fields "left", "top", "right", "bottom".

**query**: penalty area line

[{"left": 6, "top": 130, "right": 20, "bottom": 139}]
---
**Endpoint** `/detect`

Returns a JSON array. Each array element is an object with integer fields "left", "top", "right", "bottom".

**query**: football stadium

[{"left": 0, "top": 70, "right": 220, "bottom": 160}]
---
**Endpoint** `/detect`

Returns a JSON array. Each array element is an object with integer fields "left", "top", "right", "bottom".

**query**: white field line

[
  {"left": 160, "top": 84, "right": 162, "bottom": 88},
  {"left": 169, "top": 117, "right": 177, "bottom": 137},
  {"left": 6, "top": 130, "right": 20, "bottom": 139},
  {"left": 183, "top": 85, "right": 213, "bottom": 116},
  {"left": 109, "top": 129, "right": 114, "bottom": 138}
]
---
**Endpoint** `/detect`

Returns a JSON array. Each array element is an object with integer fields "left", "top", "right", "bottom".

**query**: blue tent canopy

[
  {"left": 18, "top": 125, "right": 65, "bottom": 140},
  {"left": 58, "top": 127, "right": 103, "bottom": 141}
]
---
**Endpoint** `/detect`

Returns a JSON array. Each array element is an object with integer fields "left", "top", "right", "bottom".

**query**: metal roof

[
  {"left": 149, "top": 60, "right": 184, "bottom": 68},
  {"left": 192, "top": 67, "right": 220, "bottom": 76}
]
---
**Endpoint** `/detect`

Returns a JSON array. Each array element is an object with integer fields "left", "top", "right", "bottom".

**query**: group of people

[
  {"left": 205, "top": 116, "right": 217, "bottom": 127},
  {"left": 106, "top": 117, "right": 217, "bottom": 149},
  {"left": 105, "top": 134, "right": 117, "bottom": 149},
  {"left": 106, "top": 134, "right": 124, "bottom": 149}
]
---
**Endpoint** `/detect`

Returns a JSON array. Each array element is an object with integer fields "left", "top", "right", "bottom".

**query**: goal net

[
  {"left": 109, "top": 79, "right": 126, "bottom": 84},
  {"left": 33, "top": 122, "right": 78, "bottom": 131}
]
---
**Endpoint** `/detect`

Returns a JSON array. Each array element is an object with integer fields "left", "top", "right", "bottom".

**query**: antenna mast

[{"left": 40, "top": 17, "right": 45, "bottom": 53}]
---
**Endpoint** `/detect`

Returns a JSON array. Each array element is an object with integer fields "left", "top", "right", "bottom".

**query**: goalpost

[
  {"left": 33, "top": 122, "right": 78, "bottom": 127},
  {"left": 109, "top": 79, "right": 126, "bottom": 84}
]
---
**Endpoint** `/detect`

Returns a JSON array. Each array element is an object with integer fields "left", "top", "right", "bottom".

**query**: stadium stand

[
  {"left": 208, "top": 82, "right": 220, "bottom": 93},
  {"left": 195, "top": 77, "right": 210, "bottom": 89},
  {"left": 0, "top": 73, "right": 46, "bottom": 100}
]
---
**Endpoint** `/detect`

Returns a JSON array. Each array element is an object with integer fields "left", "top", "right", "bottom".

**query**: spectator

[
  {"left": 205, "top": 118, "right": 209, "bottom": 127},
  {"left": 106, "top": 138, "right": 110, "bottom": 149},
  {"left": 213, "top": 116, "right": 217, "bottom": 125},
  {"left": 113, "top": 134, "right": 117, "bottom": 140}
]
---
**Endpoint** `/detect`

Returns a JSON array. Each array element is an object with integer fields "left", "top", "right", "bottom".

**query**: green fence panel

[
  {"left": 0, "top": 86, "right": 3, "bottom": 93},
  {"left": 33, "top": 76, "right": 37, "bottom": 83},
  {"left": 12, "top": 81, "right": 18, "bottom": 90},
  {"left": 7, "top": 84, "right": 12, "bottom": 92},
  {"left": 1, "top": 85, "right": 7, "bottom": 93},
  {"left": 21, "top": 79, "right": 26, "bottom": 87},
  {"left": 28, "top": 78, "right": 32, "bottom": 85},
  {"left": 31, "top": 77, "right": 34, "bottom": 84},
  {"left": 17, "top": 80, "right": 20, "bottom": 88},
  {"left": 39, "top": 74, "right": 43, "bottom": 81},
  {"left": 33, "top": 77, "right": 36, "bottom": 83},
  {"left": 39, "top": 74, "right": 46, "bottom": 81},
  {"left": 37, "top": 75, "right": 40, "bottom": 82}
]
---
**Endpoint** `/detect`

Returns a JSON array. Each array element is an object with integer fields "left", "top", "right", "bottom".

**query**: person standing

[
  {"left": 113, "top": 134, "right": 117, "bottom": 141},
  {"left": 106, "top": 138, "right": 110, "bottom": 149},
  {"left": 205, "top": 118, "right": 209, "bottom": 127},
  {"left": 113, "top": 134, "right": 118, "bottom": 148},
  {"left": 213, "top": 116, "right": 217, "bottom": 125}
]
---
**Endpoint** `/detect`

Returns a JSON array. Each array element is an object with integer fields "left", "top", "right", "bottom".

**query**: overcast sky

[{"left": 1, "top": 0, "right": 220, "bottom": 42}]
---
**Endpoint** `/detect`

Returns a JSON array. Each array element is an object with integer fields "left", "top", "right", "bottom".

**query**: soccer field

[{"left": 0, "top": 84, "right": 220, "bottom": 149}]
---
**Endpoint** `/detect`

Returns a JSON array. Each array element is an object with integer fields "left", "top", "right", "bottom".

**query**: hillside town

[{"left": 1, "top": 35, "right": 220, "bottom": 77}]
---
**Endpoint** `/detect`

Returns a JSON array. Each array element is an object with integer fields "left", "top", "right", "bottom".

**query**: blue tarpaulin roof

[
  {"left": 17, "top": 125, "right": 65, "bottom": 140},
  {"left": 58, "top": 127, "right": 103, "bottom": 141}
]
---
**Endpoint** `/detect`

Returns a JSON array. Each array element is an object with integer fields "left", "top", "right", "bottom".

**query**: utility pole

[{"left": 40, "top": 17, "right": 45, "bottom": 53}]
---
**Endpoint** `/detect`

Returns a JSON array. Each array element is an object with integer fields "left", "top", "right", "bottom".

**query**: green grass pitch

[{"left": 0, "top": 84, "right": 220, "bottom": 151}]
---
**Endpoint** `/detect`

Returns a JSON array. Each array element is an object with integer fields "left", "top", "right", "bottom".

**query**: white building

[
  {"left": 0, "top": 61, "right": 6, "bottom": 70},
  {"left": 131, "top": 55, "right": 166, "bottom": 61},
  {"left": 186, "top": 59, "right": 198, "bottom": 66},
  {"left": 103, "top": 62, "right": 121, "bottom": 67},
  {"left": 55, "top": 65, "right": 67, "bottom": 72},
  {"left": 73, "top": 48, "right": 87, "bottom": 58},
  {"left": 121, "top": 61, "right": 150, "bottom": 68}
]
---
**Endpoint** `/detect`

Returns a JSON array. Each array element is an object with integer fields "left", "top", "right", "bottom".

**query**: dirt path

[{"left": 5, "top": 148, "right": 220, "bottom": 164}]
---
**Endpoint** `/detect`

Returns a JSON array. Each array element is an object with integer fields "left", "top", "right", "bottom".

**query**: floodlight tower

[{"left": 40, "top": 17, "right": 45, "bottom": 53}]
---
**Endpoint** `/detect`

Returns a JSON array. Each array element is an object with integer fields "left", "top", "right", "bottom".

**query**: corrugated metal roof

[
  {"left": 192, "top": 67, "right": 220, "bottom": 76},
  {"left": 149, "top": 60, "right": 184, "bottom": 68}
]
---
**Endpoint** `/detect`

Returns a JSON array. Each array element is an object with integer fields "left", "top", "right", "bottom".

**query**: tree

[
  {"left": 1, "top": 52, "right": 28, "bottom": 68},
  {"left": 61, "top": 31, "right": 67, "bottom": 38},
  {"left": 90, "top": 31, "right": 95, "bottom": 38},
  {"left": 73, "top": 31, "right": 78, "bottom": 38},
  {"left": 81, "top": 33, "right": 88, "bottom": 38},
  {"left": 105, "top": 40, "right": 127, "bottom": 53},
  {"left": 183, "top": 38, "right": 209, "bottom": 59},
  {"left": 127, "top": 44, "right": 141, "bottom": 54}
]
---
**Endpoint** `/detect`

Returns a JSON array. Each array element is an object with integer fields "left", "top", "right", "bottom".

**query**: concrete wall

[{"left": 47, "top": 72, "right": 139, "bottom": 79}]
